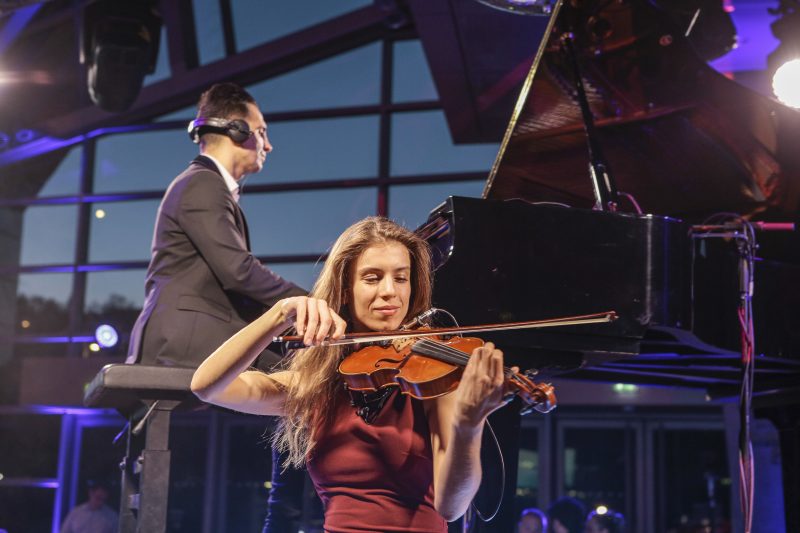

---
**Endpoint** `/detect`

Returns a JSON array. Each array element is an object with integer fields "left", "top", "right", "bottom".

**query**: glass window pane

[
  {"left": 389, "top": 182, "right": 484, "bottom": 230},
  {"left": 247, "top": 44, "right": 380, "bottom": 112},
  {"left": 88, "top": 200, "right": 159, "bottom": 262},
  {"left": 193, "top": 0, "right": 225, "bottom": 65},
  {"left": 156, "top": 103, "right": 196, "bottom": 122},
  {"left": 0, "top": 414, "right": 61, "bottom": 477},
  {"left": 38, "top": 147, "right": 81, "bottom": 197},
  {"left": 0, "top": 486, "right": 55, "bottom": 533},
  {"left": 658, "top": 429, "right": 730, "bottom": 532},
  {"left": 270, "top": 262, "right": 323, "bottom": 295},
  {"left": 390, "top": 111, "right": 499, "bottom": 176},
  {"left": 85, "top": 270, "right": 146, "bottom": 311},
  {"left": 231, "top": 0, "right": 372, "bottom": 53},
  {"left": 224, "top": 422, "right": 274, "bottom": 531},
  {"left": 20, "top": 205, "right": 78, "bottom": 266},
  {"left": 75, "top": 421, "right": 124, "bottom": 515},
  {"left": 16, "top": 273, "right": 73, "bottom": 335},
  {"left": 517, "top": 426, "right": 541, "bottom": 511},
  {"left": 241, "top": 188, "right": 377, "bottom": 256},
  {"left": 168, "top": 420, "right": 209, "bottom": 533},
  {"left": 143, "top": 26, "right": 170, "bottom": 85},
  {"left": 84, "top": 269, "right": 146, "bottom": 354},
  {"left": 393, "top": 40, "right": 438, "bottom": 103},
  {"left": 563, "top": 427, "right": 631, "bottom": 518},
  {"left": 259, "top": 116, "right": 379, "bottom": 183},
  {"left": 94, "top": 130, "right": 196, "bottom": 193}
]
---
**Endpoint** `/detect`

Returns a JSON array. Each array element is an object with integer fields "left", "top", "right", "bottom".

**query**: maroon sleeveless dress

[{"left": 306, "top": 389, "right": 448, "bottom": 533}]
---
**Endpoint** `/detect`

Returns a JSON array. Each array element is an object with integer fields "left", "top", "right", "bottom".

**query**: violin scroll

[{"left": 508, "top": 370, "right": 557, "bottom": 415}]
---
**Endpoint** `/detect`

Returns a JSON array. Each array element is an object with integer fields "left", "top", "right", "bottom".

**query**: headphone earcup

[{"left": 226, "top": 119, "right": 251, "bottom": 144}]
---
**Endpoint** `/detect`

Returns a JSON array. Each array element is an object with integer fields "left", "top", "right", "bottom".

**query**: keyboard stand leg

[{"left": 117, "top": 400, "right": 179, "bottom": 533}]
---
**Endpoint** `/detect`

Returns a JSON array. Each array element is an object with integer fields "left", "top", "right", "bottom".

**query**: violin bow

[{"left": 275, "top": 310, "right": 617, "bottom": 349}]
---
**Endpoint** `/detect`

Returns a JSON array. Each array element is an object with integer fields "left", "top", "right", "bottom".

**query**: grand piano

[{"left": 412, "top": 1, "right": 800, "bottom": 531}]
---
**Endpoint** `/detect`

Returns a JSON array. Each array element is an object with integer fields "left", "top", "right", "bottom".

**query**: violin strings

[{"left": 413, "top": 339, "right": 516, "bottom": 375}]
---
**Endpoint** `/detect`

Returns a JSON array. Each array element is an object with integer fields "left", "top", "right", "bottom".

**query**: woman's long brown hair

[{"left": 272, "top": 217, "right": 432, "bottom": 468}]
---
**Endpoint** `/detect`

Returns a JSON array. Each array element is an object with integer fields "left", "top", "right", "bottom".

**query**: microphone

[{"left": 401, "top": 308, "right": 439, "bottom": 330}]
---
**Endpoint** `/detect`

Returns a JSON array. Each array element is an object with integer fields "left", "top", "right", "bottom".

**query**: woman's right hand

[{"left": 279, "top": 296, "right": 347, "bottom": 346}]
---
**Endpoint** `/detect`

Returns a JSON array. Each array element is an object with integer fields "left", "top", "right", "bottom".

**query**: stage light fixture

[
  {"left": 80, "top": 0, "right": 162, "bottom": 112},
  {"left": 768, "top": 2, "right": 800, "bottom": 107},
  {"left": 95, "top": 324, "right": 118, "bottom": 348},
  {"left": 772, "top": 59, "right": 800, "bottom": 108}
]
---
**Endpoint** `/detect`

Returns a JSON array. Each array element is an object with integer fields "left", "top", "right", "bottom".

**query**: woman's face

[{"left": 348, "top": 241, "right": 412, "bottom": 332}]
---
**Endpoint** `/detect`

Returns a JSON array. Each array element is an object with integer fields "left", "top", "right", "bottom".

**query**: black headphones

[{"left": 187, "top": 117, "right": 252, "bottom": 144}]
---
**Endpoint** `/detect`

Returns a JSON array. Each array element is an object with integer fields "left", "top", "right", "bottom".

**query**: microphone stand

[{"left": 561, "top": 33, "right": 619, "bottom": 211}]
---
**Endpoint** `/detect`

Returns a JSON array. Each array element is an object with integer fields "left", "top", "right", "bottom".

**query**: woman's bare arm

[
  {"left": 427, "top": 342, "right": 513, "bottom": 521},
  {"left": 190, "top": 297, "right": 346, "bottom": 415}
]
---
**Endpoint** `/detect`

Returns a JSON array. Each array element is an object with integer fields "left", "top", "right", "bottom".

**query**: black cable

[{"left": 470, "top": 419, "right": 505, "bottom": 524}]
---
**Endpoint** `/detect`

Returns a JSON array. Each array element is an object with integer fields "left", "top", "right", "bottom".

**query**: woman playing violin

[{"left": 190, "top": 217, "right": 513, "bottom": 532}]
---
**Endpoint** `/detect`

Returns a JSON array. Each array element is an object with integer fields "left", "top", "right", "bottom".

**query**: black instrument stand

[
  {"left": 84, "top": 364, "right": 198, "bottom": 533},
  {"left": 561, "top": 33, "right": 620, "bottom": 212}
]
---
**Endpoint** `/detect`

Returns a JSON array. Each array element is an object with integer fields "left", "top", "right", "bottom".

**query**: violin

[{"left": 276, "top": 310, "right": 617, "bottom": 415}]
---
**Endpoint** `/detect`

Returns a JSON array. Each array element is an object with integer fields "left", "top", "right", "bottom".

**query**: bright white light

[
  {"left": 89, "top": 343, "right": 101, "bottom": 352},
  {"left": 596, "top": 505, "right": 609, "bottom": 515},
  {"left": 95, "top": 209, "right": 106, "bottom": 219},
  {"left": 95, "top": 324, "right": 118, "bottom": 348},
  {"left": 773, "top": 59, "right": 800, "bottom": 109}
]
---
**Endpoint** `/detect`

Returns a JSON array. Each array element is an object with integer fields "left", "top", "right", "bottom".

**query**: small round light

[
  {"left": 773, "top": 59, "right": 800, "bottom": 109},
  {"left": 95, "top": 324, "right": 118, "bottom": 348},
  {"left": 20, "top": 319, "right": 30, "bottom": 329},
  {"left": 95, "top": 209, "right": 106, "bottom": 219},
  {"left": 89, "top": 343, "right": 101, "bottom": 352},
  {"left": 596, "top": 505, "right": 608, "bottom": 515}
]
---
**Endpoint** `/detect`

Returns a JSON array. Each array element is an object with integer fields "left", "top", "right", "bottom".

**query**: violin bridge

[{"left": 391, "top": 336, "right": 414, "bottom": 352}]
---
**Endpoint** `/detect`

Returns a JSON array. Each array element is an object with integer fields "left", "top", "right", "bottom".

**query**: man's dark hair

[
  {"left": 547, "top": 497, "right": 586, "bottom": 533},
  {"left": 196, "top": 82, "right": 256, "bottom": 120},
  {"left": 86, "top": 478, "right": 111, "bottom": 492}
]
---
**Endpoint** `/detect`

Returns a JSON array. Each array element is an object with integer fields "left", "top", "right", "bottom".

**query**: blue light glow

[{"left": 95, "top": 324, "right": 118, "bottom": 348}]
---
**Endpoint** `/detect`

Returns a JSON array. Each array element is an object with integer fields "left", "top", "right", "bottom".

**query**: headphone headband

[{"left": 188, "top": 117, "right": 252, "bottom": 144}]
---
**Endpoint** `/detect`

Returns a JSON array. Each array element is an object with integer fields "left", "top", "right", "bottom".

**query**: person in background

[
  {"left": 518, "top": 506, "right": 548, "bottom": 533},
  {"left": 584, "top": 508, "right": 625, "bottom": 533},
  {"left": 60, "top": 480, "right": 118, "bottom": 533},
  {"left": 548, "top": 497, "right": 587, "bottom": 533}
]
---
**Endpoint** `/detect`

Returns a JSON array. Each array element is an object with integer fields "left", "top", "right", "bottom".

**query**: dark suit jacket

[{"left": 126, "top": 156, "right": 305, "bottom": 368}]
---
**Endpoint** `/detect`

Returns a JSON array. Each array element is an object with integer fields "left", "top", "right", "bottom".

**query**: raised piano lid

[{"left": 481, "top": 0, "right": 800, "bottom": 221}]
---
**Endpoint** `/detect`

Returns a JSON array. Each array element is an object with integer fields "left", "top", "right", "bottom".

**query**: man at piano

[
  {"left": 126, "top": 82, "right": 304, "bottom": 369},
  {"left": 124, "top": 82, "right": 307, "bottom": 531}
]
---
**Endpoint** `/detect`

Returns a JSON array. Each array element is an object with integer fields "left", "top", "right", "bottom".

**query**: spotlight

[
  {"left": 773, "top": 59, "right": 800, "bottom": 108},
  {"left": 89, "top": 343, "right": 101, "bottom": 352},
  {"left": 596, "top": 505, "right": 609, "bottom": 515},
  {"left": 80, "top": 0, "right": 162, "bottom": 112},
  {"left": 95, "top": 324, "right": 118, "bottom": 349},
  {"left": 768, "top": 3, "right": 800, "bottom": 106}
]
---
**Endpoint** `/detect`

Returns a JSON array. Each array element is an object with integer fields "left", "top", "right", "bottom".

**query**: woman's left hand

[{"left": 451, "top": 342, "right": 516, "bottom": 431}]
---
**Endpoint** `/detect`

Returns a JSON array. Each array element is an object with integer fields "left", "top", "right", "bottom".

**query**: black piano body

[{"left": 410, "top": 0, "right": 800, "bottom": 530}]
